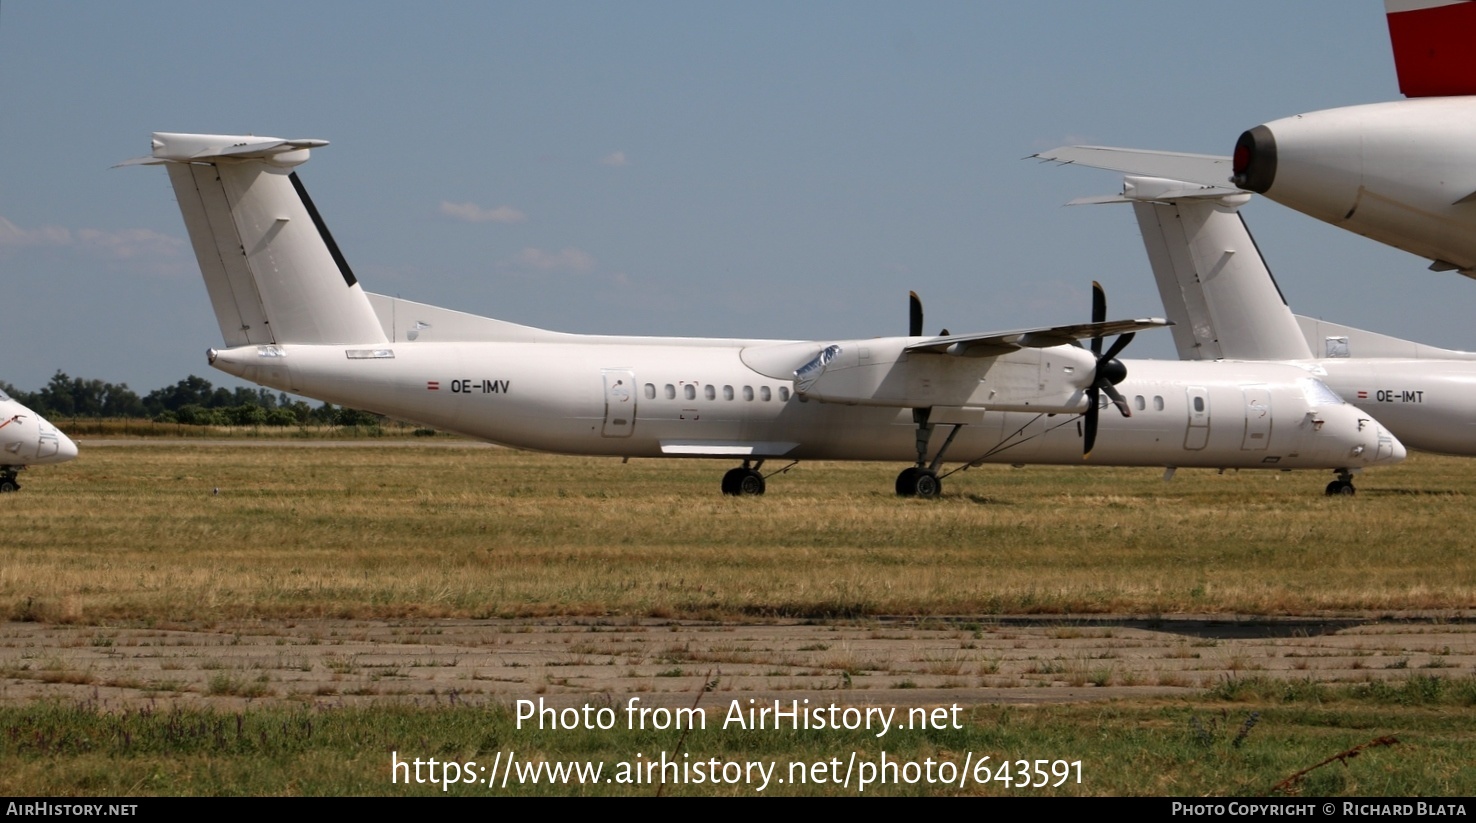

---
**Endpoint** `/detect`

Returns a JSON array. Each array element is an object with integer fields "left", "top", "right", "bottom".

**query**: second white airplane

[
  {"left": 129, "top": 132, "right": 1403, "bottom": 497},
  {"left": 1060, "top": 171, "right": 1476, "bottom": 477},
  {"left": 1, "top": 388, "right": 79, "bottom": 492}
]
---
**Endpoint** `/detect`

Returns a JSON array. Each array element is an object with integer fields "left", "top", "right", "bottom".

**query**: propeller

[
  {"left": 1083, "top": 280, "right": 1135, "bottom": 458},
  {"left": 909, "top": 291, "right": 949, "bottom": 338}
]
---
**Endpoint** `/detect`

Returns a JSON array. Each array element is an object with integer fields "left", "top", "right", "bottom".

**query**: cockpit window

[
  {"left": 1299, "top": 378, "right": 1345, "bottom": 407},
  {"left": 0, "top": 389, "right": 9, "bottom": 402}
]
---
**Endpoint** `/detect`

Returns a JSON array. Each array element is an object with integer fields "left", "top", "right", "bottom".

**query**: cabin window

[
  {"left": 1193, "top": 396, "right": 1205, "bottom": 413},
  {"left": 704, "top": 385, "right": 716, "bottom": 401},
  {"left": 760, "top": 386, "right": 771, "bottom": 402},
  {"left": 1134, "top": 395, "right": 1146, "bottom": 411},
  {"left": 665, "top": 384, "right": 676, "bottom": 400},
  {"left": 779, "top": 386, "right": 791, "bottom": 401},
  {"left": 644, "top": 383, "right": 656, "bottom": 400},
  {"left": 723, "top": 385, "right": 734, "bottom": 401},
  {"left": 1153, "top": 395, "right": 1164, "bottom": 411},
  {"left": 743, "top": 386, "right": 754, "bottom": 401},
  {"left": 684, "top": 384, "right": 696, "bottom": 401}
]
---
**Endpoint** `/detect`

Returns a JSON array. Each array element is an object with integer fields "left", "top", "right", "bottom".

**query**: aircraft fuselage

[{"left": 210, "top": 340, "right": 1395, "bottom": 471}]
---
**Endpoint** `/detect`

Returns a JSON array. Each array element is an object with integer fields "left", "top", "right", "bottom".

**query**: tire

[
  {"left": 913, "top": 471, "right": 942, "bottom": 499},
  {"left": 0, "top": 479, "right": 17, "bottom": 493},
  {"left": 737, "top": 471, "right": 765, "bottom": 496},
  {"left": 895, "top": 467, "right": 919, "bottom": 497}
]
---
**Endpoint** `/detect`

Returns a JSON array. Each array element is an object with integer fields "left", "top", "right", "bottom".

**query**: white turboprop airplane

[
  {"left": 1037, "top": 1, "right": 1476, "bottom": 280},
  {"left": 127, "top": 132, "right": 1404, "bottom": 497},
  {"left": 1062, "top": 172, "right": 1476, "bottom": 488},
  {"left": 0, "top": 388, "right": 79, "bottom": 492}
]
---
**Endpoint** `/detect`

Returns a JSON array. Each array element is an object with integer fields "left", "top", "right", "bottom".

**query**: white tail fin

[
  {"left": 1081, "top": 176, "right": 1313, "bottom": 362},
  {"left": 134, "top": 133, "right": 388, "bottom": 346}
]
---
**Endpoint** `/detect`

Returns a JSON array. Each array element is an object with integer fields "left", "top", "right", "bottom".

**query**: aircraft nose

[
  {"left": 1377, "top": 426, "right": 1406, "bottom": 466},
  {"left": 55, "top": 430, "right": 79, "bottom": 462},
  {"left": 1350, "top": 420, "right": 1404, "bottom": 467}
]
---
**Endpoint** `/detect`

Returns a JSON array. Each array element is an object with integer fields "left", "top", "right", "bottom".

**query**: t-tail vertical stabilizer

[
  {"left": 127, "top": 133, "right": 387, "bottom": 347},
  {"left": 1072, "top": 176, "right": 1313, "bottom": 362}
]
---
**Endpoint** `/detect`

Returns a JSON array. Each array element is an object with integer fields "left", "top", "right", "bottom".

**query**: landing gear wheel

[
  {"left": 0, "top": 479, "right": 17, "bottom": 493},
  {"left": 895, "top": 468, "right": 941, "bottom": 499},
  {"left": 1325, "top": 480, "right": 1355, "bottom": 496},
  {"left": 913, "top": 471, "right": 942, "bottom": 499},
  {"left": 722, "top": 467, "right": 765, "bottom": 496}
]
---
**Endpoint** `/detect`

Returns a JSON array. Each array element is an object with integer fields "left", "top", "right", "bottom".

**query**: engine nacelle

[
  {"left": 794, "top": 338, "right": 1098, "bottom": 413},
  {"left": 1231, "top": 98, "right": 1476, "bottom": 275}
]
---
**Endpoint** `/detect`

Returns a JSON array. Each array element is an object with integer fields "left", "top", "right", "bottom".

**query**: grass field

[
  {"left": 2, "top": 680, "right": 1474, "bottom": 796},
  {"left": 5, "top": 444, "right": 1475, "bottom": 621},
  {"left": 2, "top": 443, "right": 1474, "bottom": 796}
]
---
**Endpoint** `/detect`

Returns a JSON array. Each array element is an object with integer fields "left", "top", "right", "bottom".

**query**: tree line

[{"left": 0, "top": 372, "right": 379, "bottom": 427}]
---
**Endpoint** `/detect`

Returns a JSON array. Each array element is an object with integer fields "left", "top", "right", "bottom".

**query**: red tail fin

[{"left": 1387, "top": 0, "right": 1476, "bottom": 97}]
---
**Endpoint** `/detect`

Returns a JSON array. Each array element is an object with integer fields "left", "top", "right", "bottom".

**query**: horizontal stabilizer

[
  {"left": 119, "top": 133, "right": 330, "bottom": 167},
  {"left": 1033, "top": 146, "right": 1237, "bottom": 191},
  {"left": 905, "top": 317, "right": 1169, "bottom": 358},
  {"left": 1068, "top": 176, "right": 1248, "bottom": 206}
]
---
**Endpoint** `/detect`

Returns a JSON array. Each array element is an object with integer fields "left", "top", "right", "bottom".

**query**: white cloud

[
  {"left": 600, "top": 151, "right": 629, "bottom": 167},
  {"left": 76, "top": 227, "right": 186, "bottom": 260},
  {"left": 0, "top": 216, "right": 70, "bottom": 249},
  {"left": 0, "top": 216, "right": 186, "bottom": 272},
  {"left": 439, "top": 201, "right": 527, "bottom": 224},
  {"left": 509, "top": 246, "right": 597, "bottom": 274}
]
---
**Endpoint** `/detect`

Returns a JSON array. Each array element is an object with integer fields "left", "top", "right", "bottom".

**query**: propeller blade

[
  {"left": 1101, "top": 332, "right": 1135, "bottom": 363},
  {"left": 1090, "top": 281, "right": 1106, "bottom": 357},
  {"left": 1083, "top": 388, "right": 1099, "bottom": 458},
  {"left": 1103, "top": 384, "right": 1132, "bottom": 417},
  {"left": 909, "top": 291, "right": 924, "bottom": 337}
]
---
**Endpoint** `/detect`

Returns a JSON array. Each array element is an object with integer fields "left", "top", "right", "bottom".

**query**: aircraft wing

[
  {"left": 1033, "top": 146, "right": 1238, "bottom": 191},
  {"left": 905, "top": 317, "right": 1170, "bottom": 358}
]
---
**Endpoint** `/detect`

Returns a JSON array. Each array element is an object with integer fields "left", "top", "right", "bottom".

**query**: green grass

[
  {"left": 2, "top": 676, "right": 1473, "bottom": 795},
  {"left": 4, "top": 445, "right": 1475, "bottom": 621},
  {"left": 5, "top": 443, "right": 1476, "bottom": 796}
]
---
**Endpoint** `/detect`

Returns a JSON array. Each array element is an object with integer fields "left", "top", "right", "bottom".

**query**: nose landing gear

[{"left": 1325, "top": 469, "right": 1357, "bottom": 496}]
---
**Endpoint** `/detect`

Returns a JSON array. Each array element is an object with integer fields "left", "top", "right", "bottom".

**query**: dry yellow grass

[{"left": 3, "top": 443, "right": 1474, "bottom": 622}]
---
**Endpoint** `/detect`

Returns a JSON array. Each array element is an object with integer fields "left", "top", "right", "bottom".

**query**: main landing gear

[
  {"left": 895, "top": 466, "right": 941, "bottom": 498},
  {"left": 721, "top": 461, "right": 766, "bottom": 496},
  {"left": 896, "top": 408, "right": 960, "bottom": 499},
  {"left": 1325, "top": 470, "right": 1356, "bottom": 497}
]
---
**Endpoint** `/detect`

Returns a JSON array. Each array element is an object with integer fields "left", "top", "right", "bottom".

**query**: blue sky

[{"left": 2, "top": 1, "right": 1461, "bottom": 395}]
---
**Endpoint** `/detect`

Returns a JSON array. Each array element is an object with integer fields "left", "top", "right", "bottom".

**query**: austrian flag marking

[{"left": 427, "top": 381, "right": 440, "bottom": 391}]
